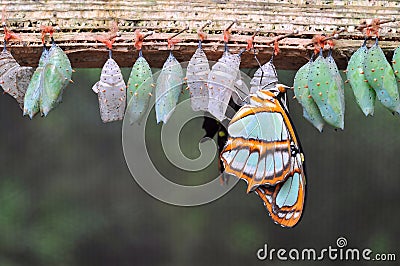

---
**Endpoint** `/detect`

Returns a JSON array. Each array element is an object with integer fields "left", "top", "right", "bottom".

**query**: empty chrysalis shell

[
  {"left": 186, "top": 46, "right": 210, "bottom": 111},
  {"left": 364, "top": 40, "right": 400, "bottom": 114},
  {"left": 308, "top": 53, "right": 345, "bottom": 129},
  {"left": 155, "top": 52, "right": 184, "bottom": 124},
  {"left": 207, "top": 51, "right": 241, "bottom": 121},
  {"left": 346, "top": 43, "right": 376, "bottom": 116},
  {"left": 393, "top": 45, "right": 400, "bottom": 80},
  {"left": 0, "top": 50, "right": 33, "bottom": 109},
  {"left": 40, "top": 43, "right": 72, "bottom": 116},
  {"left": 232, "top": 71, "right": 250, "bottom": 106},
  {"left": 249, "top": 59, "right": 278, "bottom": 94},
  {"left": 92, "top": 58, "right": 127, "bottom": 123},
  {"left": 23, "top": 47, "right": 50, "bottom": 119},
  {"left": 126, "top": 54, "right": 154, "bottom": 125},
  {"left": 293, "top": 59, "right": 325, "bottom": 132}
]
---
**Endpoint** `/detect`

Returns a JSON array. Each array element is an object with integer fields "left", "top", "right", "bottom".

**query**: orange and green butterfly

[{"left": 220, "top": 85, "right": 306, "bottom": 227}]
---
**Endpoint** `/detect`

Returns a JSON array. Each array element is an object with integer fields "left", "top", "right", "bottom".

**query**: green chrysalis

[
  {"left": 23, "top": 47, "right": 49, "bottom": 118},
  {"left": 308, "top": 51, "right": 345, "bottom": 129},
  {"left": 126, "top": 52, "right": 154, "bottom": 125},
  {"left": 155, "top": 52, "right": 183, "bottom": 124},
  {"left": 294, "top": 58, "right": 325, "bottom": 132},
  {"left": 40, "top": 43, "right": 72, "bottom": 116},
  {"left": 346, "top": 42, "right": 376, "bottom": 116},
  {"left": 364, "top": 39, "right": 400, "bottom": 114},
  {"left": 392, "top": 45, "right": 400, "bottom": 80}
]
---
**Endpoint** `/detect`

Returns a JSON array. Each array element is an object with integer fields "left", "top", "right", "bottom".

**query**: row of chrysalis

[{"left": 294, "top": 39, "right": 400, "bottom": 132}]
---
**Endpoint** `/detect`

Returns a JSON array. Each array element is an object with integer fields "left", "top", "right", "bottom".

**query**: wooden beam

[{"left": 2, "top": 0, "right": 400, "bottom": 69}]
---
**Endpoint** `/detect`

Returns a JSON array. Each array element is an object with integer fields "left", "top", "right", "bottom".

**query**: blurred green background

[{"left": 0, "top": 66, "right": 399, "bottom": 266}]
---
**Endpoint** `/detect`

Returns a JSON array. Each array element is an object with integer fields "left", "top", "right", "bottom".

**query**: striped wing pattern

[{"left": 220, "top": 89, "right": 306, "bottom": 227}]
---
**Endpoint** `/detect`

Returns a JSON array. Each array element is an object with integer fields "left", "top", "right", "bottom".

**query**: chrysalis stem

[
  {"left": 108, "top": 49, "right": 112, "bottom": 59},
  {"left": 198, "top": 40, "right": 202, "bottom": 49},
  {"left": 2, "top": 40, "right": 6, "bottom": 52},
  {"left": 224, "top": 42, "right": 228, "bottom": 52},
  {"left": 138, "top": 49, "right": 143, "bottom": 57}
]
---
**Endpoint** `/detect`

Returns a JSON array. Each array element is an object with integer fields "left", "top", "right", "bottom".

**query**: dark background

[{"left": 0, "top": 67, "right": 399, "bottom": 265}]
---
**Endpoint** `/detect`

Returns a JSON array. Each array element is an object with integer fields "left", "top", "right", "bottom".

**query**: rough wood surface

[{"left": 1, "top": 0, "right": 400, "bottom": 69}]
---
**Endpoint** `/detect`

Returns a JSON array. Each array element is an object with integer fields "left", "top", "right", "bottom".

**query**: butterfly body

[{"left": 221, "top": 87, "right": 306, "bottom": 227}]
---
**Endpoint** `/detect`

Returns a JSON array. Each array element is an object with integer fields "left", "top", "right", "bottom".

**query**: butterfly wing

[
  {"left": 255, "top": 152, "right": 306, "bottom": 228},
  {"left": 221, "top": 90, "right": 297, "bottom": 192}
]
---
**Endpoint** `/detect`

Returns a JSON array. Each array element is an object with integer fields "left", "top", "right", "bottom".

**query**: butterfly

[{"left": 220, "top": 85, "right": 306, "bottom": 227}]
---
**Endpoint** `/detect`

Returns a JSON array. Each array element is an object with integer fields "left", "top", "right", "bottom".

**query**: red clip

[
  {"left": 134, "top": 29, "right": 144, "bottom": 50},
  {"left": 273, "top": 40, "right": 280, "bottom": 56},
  {"left": 223, "top": 29, "right": 231, "bottom": 43},
  {"left": 40, "top": 25, "right": 54, "bottom": 44},
  {"left": 168, "top": 38, "right": 180, "bottom": 49},
  {"left": 366, "top": 18, "right": 381, "bottom": 37}
]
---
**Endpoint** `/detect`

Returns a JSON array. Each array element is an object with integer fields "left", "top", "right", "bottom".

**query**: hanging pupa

[
  {"left": 364, "top": 39, "right": 400, "bottom": 114},
  {"left": 249, "top": 58, "right": 278, "bottom": 94},
  {"left": 126, "top": 30, "right": 154, "bottom": 125},
  {"left": 346, "top": 40, "right": 376, "bottom": 116},
  {"left": 207, "top": 21, "right": 241, "bottom": 121},
  {"left": 294, "top": 57, "right": 325, "bottom": 132},
  {"left": 308, "top": 50, "right": 345, "bottom": 129},
  {"left": 326, "top": 49, "right": 345, "bottom": 123},
  {"left": 186, "top": 42, "right": 210, "bottom": 112},
  {"left": 155, "top": 29, "right": 186, "bottom": 123},
  {"left": 393, "top": 45, "right": 400, "bottom": 80},
  {"left": 23, "top": 47, "right": 49, "bottom": 118},
  {"left": 186, "top": 22, "right": 211, "bottom": 112},
  {"left": 92, "top": 51, "right": 126, "bottom": 123},
  {"left": 0, "top": 27, "right": 33, "bottom": 109},
  {"left": 155, "top": 52, "right": 184, "bottom": 123},
  {"left": 39, "top": 42, "right": 73, "bottom": 116},
  {"left": 207, "top": 49, "right": 241, "bottom": 121}
]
